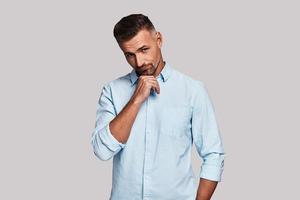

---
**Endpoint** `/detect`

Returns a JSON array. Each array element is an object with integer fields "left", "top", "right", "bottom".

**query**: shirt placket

[
  {"left": 142, "top": 76, "right": 162, "bottom": 200},
  {"left": 143, "top": 95, "right": 152, "bottom": 200}
]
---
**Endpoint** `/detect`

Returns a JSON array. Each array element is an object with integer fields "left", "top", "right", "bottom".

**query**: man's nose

[{"left": 136, "top": 55, "right": 144, "bottom": 68}]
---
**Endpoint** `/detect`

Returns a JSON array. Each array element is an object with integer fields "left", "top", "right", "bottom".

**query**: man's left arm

[
  {"left": 196, "top": 178, "right": 218, "bottom": 200},
  {"left": 191, "top": 81, "right": 225, "bottom": 200}
]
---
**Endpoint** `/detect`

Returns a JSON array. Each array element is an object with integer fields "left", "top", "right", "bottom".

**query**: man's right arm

[
  {"left": 108, "top": 97, "right": 142, "bottom": 144},
  {"left": 91, "top": 76, "right": 160, "bottom": 161}
]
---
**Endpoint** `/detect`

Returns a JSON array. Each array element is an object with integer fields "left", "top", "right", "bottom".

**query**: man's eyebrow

[{"left": 124, "top": 45, "right": 149, "bottom": 55}]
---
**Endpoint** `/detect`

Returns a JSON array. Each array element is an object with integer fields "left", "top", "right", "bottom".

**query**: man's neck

[{"left": 153, "top": 60, "right": 165, "bottom": 78}]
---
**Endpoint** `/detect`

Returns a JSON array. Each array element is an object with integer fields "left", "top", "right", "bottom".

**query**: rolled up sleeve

[
  {"left": 191, "top": 81, "right": 225, "bottom": 182},
  {"left": 91, "top": 83, "right": 126, "bottom": 161}
]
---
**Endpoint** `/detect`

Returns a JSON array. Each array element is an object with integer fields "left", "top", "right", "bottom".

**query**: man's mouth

[
  {"left": 139, "top": 66, "right": 151, "bottom": 73},
  {"left": 141, "top": 65, "right": 152, "bottom": 71}
]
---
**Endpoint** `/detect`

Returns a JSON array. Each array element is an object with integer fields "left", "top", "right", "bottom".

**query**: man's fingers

[
  {"left": 149, "top": 80, "right": 160, "bottom": 94},
  {"left": 139, "top": 75, "right": 160, "bottom": 94}
]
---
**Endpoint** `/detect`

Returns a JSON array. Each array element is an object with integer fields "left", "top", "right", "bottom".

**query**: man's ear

[{"left": 156, "top": 31, "right": 163, "bottom": 48}]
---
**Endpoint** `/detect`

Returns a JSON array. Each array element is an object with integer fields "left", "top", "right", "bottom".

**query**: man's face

[{"left": 119, "top": 29, "right": 163, "bottom": 77}]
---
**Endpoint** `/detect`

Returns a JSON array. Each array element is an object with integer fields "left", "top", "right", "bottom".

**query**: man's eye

[
  {"left": 141, "top": 48, "right": 149, "bottom": 53},
  {"left": 126, "top": 54, "right": 133, "bottom": 58}
]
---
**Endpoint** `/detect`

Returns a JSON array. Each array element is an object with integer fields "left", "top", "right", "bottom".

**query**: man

[{"left": 91, "top": 14, "right": 225, "bottom": 200}]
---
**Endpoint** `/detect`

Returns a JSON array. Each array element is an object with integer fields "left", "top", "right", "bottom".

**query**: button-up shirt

[{"left": 91, "top": 61, "right": 225, "bottom": 200}]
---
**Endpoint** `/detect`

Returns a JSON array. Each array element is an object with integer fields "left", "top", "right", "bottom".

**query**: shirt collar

[{"left": 129, "top": 61, "right": 173, "bottom": 86}]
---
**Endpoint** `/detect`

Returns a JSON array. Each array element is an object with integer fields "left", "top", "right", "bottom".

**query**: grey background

[{"left": 1, "top": 0, "right": 299, "bottom": 199}]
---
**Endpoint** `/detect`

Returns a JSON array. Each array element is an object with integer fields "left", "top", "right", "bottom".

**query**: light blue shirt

[{"left": 91, "top": 61, "right": 225, "bottom": 200}]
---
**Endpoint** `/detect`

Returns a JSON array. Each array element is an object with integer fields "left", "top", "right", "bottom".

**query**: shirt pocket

[{"left": 160, "top": 104, "right": 192, "bottom": 140}]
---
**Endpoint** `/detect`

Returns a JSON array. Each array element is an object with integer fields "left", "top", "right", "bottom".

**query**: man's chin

[
  {"left": 143, "top": 71, "right": 153, "bottom": 76},
  {"left": 139, "top": 67, "right": 155, "bottom": 76}
]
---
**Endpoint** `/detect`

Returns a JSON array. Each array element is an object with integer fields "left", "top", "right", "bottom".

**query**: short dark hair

[{"left": 113, "top": 14, "right": 156, "bottom": 44}]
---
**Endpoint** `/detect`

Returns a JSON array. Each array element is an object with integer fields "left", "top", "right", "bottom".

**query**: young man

[{"left": 91, "top": 14, "right": 225, "bottom": 200}]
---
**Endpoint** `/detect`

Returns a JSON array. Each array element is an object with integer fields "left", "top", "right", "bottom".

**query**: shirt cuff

[
  {"left": 199, "top": 158, "right": 224, "bottom": 182},
  {"left": 99, "top": 124, "right": 126, "bottom": 151}
]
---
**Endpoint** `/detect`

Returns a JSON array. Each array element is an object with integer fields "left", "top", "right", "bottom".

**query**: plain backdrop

[{"left": 1, "top": 0, "right": 299, "bottom": 199}]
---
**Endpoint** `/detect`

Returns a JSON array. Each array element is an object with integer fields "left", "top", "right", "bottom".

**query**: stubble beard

[{"left": 137, "top": 62, "right": 157, "bottom": 76}]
